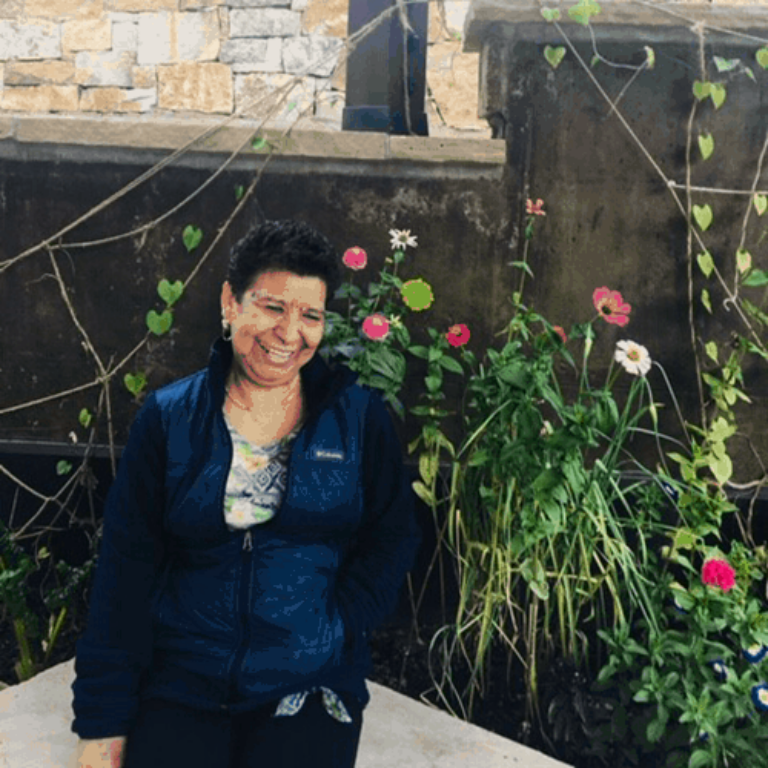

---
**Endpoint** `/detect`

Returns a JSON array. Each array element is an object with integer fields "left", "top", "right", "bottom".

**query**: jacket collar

[{"left": 206, "top": 336, "right": 359, "bottom": 422}]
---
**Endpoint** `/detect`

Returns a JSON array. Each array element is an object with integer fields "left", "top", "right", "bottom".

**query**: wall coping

[
  {"left": 464, "top": 0, "right": 768, "bottom": 51},
  {"left": 0, "top": 113, "right": 506, "bottom": 168}
]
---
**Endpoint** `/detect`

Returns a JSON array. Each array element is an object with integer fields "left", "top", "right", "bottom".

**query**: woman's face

[{"left": 221, "top": 270, "right": 327, "bottom": 390}]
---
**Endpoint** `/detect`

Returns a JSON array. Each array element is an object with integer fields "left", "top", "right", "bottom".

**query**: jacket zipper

[{"left": 225, "top": 528, "right": 253, "bottom": 706}]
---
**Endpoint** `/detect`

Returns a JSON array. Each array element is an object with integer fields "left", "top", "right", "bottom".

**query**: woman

[{"left": 70, "top": 220, "right": 422, "bottom": 768}]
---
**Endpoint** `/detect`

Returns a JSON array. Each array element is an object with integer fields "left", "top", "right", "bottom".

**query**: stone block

[
  {"left": 429, "top": 0, "right": 470, "bottom": 43},
  {"left": 3, "top": 60, "right": 75, "bottom": 85},
  {"left": 75, "top": 50, "right": 135, "bottom": 86},
  {"left": 0, "top": 85, "right": 78, "bottom": 111},
  {"left": 158, "top": 61, "right": 233, "bottom": 113},
  {"left": 62, "top": 19, "right": 112, "bottom": 51},
  {"left": 0, "top": 20, "right": 61, "bottom": 60},
  {"left": 228, "top": 0, "right": 291, "bottom": 5},
  {"left": 291, "top": 0, "right": 310, "bottom": 10},
  {"left": 24, "top": 0, "right": 103, "bottom": 20},
  {"left": 427, "top": 42, "right": 485, "bottom": 130},
  {"left": 137, "top": 10, "right": 220, "bottom": 65},
  {"left": 106, "top": 0, "right": 177, "bottom": 11},
  {"left": 282, "top": 35, "right": 343, "bottom": 77},
  {"left": 220, "top": 38, "right": 282, "bottom": 73},
  {"left": 218, "top": 6, "right": 229, "bottom": 37},
  {"left": 180, "top": 0, "right": 224, "bottom": 7},
  {"left": 132, "top": 64, "right": 156, "bottom": 87},
  {"left": 229, "top": 8, "right": 301, "bottom": 37},
  {"left": 0, "top": 0, "right": 23, "bottom": 19},
  {"left": 80, "top": 86, "right": 156, "bottom": 111},
  {"left": 113, "top": 20, "right": 139, "bottom": 50},
  {"left": 302, "top": 0, "right": 346, "bottom": 37},
  {"left": 234, "top": 72, "right": 315, "bottom": 126}
]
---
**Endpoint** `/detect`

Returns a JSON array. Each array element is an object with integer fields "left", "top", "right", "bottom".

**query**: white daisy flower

[
  {"left": 389, "top": 229, "right": 418, "bottom": 250},
  {"left": 614, "top": 340, "right": 652, "bottom": 377}
]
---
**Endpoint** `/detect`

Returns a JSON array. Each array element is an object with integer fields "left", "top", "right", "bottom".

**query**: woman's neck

[{"left": 225, "top": 367, "right": 302, "bottom": 416}]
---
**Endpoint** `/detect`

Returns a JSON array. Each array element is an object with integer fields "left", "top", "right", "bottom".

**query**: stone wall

[{"left": 0, "top": 0, "right": 490, "bottom": 137}]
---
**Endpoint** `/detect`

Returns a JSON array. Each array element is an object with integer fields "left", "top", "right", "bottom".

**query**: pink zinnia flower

[
  {"left": 527, "top": 199, "right": 546, "bottom": 216},
  {"left": 446, "top": 324, "right": 470, "bottom": 347},
  {"left": 702, "top": 558, "right": 736, "bottom": 592},
  {"left": 593, "top": 287, "right": 631, "bottom": 327},
  {"left": 342, "top": 247, "right": 367, "bottom": 270},
  {"left": 362, "top": 313, "right": 390, "bottom": 341}
]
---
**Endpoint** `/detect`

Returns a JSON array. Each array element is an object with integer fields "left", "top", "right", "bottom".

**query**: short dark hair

[{"left": 226, "top": 220, "right": 343, "bottom": 305}]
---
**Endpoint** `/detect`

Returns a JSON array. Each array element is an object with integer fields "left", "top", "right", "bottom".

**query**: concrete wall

[{"left": 0, "top": 0, "right": 490, "bottom": 137}]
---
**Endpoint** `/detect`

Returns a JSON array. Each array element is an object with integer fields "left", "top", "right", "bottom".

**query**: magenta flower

[
  {"left": 701, "top": 558, "right": 737, "bottom": 592},
  {"left": 342, "top": 247, "right": 367, "bottom": 270},
  {"left": 446, "top": 324, "right": 470, "bottom": 347},
  {"left": 593, "top": 287, "right": 631, "bottom": 327},
  {"left": 526, "top": 199, "right": 546, "bottom": 216},
  {"left": 362, "top": 313, "right": 390, "bottom": 341}
]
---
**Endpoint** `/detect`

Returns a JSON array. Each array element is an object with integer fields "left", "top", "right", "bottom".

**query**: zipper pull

[{"left": 243, "top": 529, "right": 252, "bottom": 552}]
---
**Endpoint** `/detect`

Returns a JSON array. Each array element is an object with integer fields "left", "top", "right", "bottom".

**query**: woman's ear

[{"left": 221, "top": 281, "right": 236, "bottom": 321}]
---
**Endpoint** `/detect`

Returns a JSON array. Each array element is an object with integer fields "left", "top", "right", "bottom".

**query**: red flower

[
  {"left": 446, "top": 323, "right": 470, "bottom": 347},
  {"left": 593, "top": 287, "right": 631, "bottom": 327},
  {"left": 553, "top": 325, "right": 567, "bottom": 343},
  {"left": 342, "top": 247, "right": 367, "bottom": 270},
  {"left": 526, "top": 199, "right": 546, "bottom": 216},
  {"left": 362, "top": 313, "right": 390, "bottom": 341},
  {"left": 702, "top": 558, "right": 737, "bottom": 592}
]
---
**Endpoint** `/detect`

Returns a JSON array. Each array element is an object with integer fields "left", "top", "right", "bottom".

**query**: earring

[{"left": 222, "top": 319, "right": 232, "bottom": 341}]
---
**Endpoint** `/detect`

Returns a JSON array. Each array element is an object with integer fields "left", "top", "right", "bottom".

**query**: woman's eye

[{"left": 266, "top": 305, "right": 321, "bottom": 321}]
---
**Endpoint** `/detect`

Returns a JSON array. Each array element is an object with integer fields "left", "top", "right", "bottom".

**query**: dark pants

[{"left": 122, "top": 690, "right": 365, "bottom": 768}]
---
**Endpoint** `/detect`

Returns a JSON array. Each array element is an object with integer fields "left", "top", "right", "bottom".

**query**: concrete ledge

[
  {"left": 0, "top": 113, "right": 506, "bottom": 167},
  {"left": 0, "top": 659, "right": 573, "bottom": 768}
]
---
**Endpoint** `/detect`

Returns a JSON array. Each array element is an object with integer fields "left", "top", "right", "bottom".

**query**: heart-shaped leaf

[
  {"left": 754, "top": 194, "right": 767, "bottom": 216},
  {"left": 567, "top": 0, "right": 602, "bottom": 26},
  {"left": 693, "top": 204, "right": 713, "bottom": 232},
  {"left": 743, "top": 269, "right": 768, "bottom": 287},
  {"left": 692, "top": 81, "right": 711, "bottom": 101},
  {"left": 756, "top": 48, "right": 768, "bottom": 70},
  {"left": 710, "top": 83, "right": 726, "bottom": 110},
  {"left": 146, "top": 309, "right": 173, "bottom": 336},
  {"left": 124, "top": 372, "right": 147, "bottom": 396},
  {"left": 736, "top": 248, "right": 752, "bottom": 274},
  {"left": 713, "top": 56, "right": 739, "bottom": 73},
  {"left": 698, "top": 133, "right": 714, "bottom": 161},
  {"left": 705, "top": 341, "right": 718, "bottom": 364},
  {"left": 544, "top": 45, "right": 566, "bottom": 69},
  {"left": 235, "top": 185, "right": 245, "bottom": 201},
  {"left": 56, "top": 460, "right": 73, "bottom": 476},
  {"left": 540, "top": 7, "right": 561, "bottom": 21},
  {"left": 183, "top": 225, "right": 203, "bottom": 253},
  {"left": 79, "top": 408, "right": 92, "bottom": 428},
  {"left": 701, "top": 289, "right": 712, "bottom": 314},
  {"left": 157, "top": 279, "right": 184, "bottom": 308},
  {"left": 697, "top": 251, "right": 714, "bottom": 277},
  {"left": 251, "top": 136, "right": 268, "bottom": 151}
]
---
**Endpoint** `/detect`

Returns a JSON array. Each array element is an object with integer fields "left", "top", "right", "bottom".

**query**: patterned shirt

[{"left": 222, "top": 409, "right": 353, "bottom": 725}]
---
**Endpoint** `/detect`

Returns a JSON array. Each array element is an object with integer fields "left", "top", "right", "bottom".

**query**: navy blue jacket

[{"left": 71, "top": 337, "right": 422, "bottom": 739}]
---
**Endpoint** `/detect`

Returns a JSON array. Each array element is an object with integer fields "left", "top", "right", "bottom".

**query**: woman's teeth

[{"left": 258, "top": 341, "right": 295, "bottom": 362}]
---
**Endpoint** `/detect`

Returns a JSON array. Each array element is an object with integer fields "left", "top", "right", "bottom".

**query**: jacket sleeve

[
  {"left": 335, "top": 389, "right": 422, "bottom": 645},
  {"left": 71, "top": 392, "right": 168, "bottom": 739}
]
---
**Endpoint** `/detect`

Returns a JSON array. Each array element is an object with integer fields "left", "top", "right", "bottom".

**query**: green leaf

[
  {"left": 705, "top": 341, "right": 718, "bottom": 364},
  {"left": 743, "top": 269, "right": 768, "bottom": 287},
  {"left": 736, "top": 248, "right": 752, "bottom": 274},
  {"left": 693, "top": 81, "right": 711, "bottom": 101},
  {"left": 56, "top": 460, "right": 73, "bottom": 476},
  {"left": 709, "top": 452, "right": 733, "bottom": 485},
  {"left": 713, "top": 56, "right": 740, "bottom": 73},
  {"left": 698, "top": 133, "right": 714, "bottom": 161},
  {"left": 644, "top": 46, "right": 655, "bottom": 70},
  {"left": 511, "top": 261, "right": 534, "bottom": 277},
  {"left": 124, "top": 372, "right": 147, "bottom": 397},
  {"left": 756, "top": 48, "right": 768, "bottom": 70},
  {"left": 701, "top": 289, "right": 712, "bottom": 313},
  {"left": 544, "top": 45, "right": 566, "bottom": 69},
  {"left": 146, "top": 309, "right": 173, "bottom": 336},
  {"left": 286, "top": 101, "right": 297, "bottom": 112},
  {"left": 540, "top": 7, "right": 561, "bottom": 21},
  {"left": 235, "top": 185, "right": 245, "bottom": 201},
  {"left": 689, "top": 748, "right": 714, "bottom": 768},
  {"left": 693, "top": 205, "right": 713, "bottom": 232},
  {"left": 745, "top": 66, "right": 756, "bottom": 83},
  {"left": 567, "top": 0, "right": 602, "bottom": 26},
  {"left": 437, "top": 356, "right": 464, "bottom": 375},
  {"left": 697, "top": 251, "right": 715, "bottom": 277},
  {"left": 251, "top": 136, "right": 268, "bottom": 150},
  {"left": 633, "top": 688, "right": 651, "bottom": 703},
  {"left": 157, "top": 279, "right": 184, "bottom": 308},
  {"left": 754, "top": 194, "right": 767, "bottom": 216},
  {"left": 710, "top": 83, "right": 726, "bottom": 110},
  {"left": 591, "top": 54, "right": 600, "bottom": 68},
  {"left": 182, "top": 225, "right": 203, "bottom": 253},
  {"left": 646, "top": 716, "right": 665, "bottom": 744},
  {"left": 78, "top": 408, "right": 92, "bottom": 429}
]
